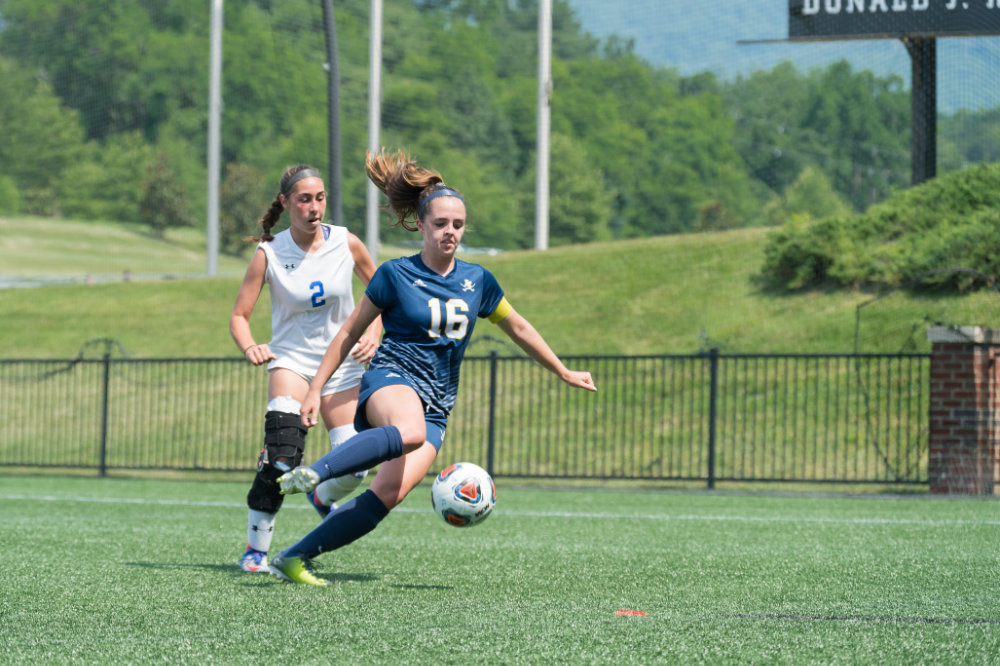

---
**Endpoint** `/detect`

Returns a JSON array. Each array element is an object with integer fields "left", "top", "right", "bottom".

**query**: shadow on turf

[
  {"left": 125, "top": 561, "right": 381, "bottom": 585},
  {"left": 125, "top": 562, "right": 455, "bottom": 590}
]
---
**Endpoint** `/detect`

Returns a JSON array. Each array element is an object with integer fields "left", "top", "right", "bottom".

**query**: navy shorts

[{"left": 355, "top": 368, "right": 448, "bottom": 451}]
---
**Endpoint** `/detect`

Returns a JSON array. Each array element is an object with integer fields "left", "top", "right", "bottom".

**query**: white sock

[
  {"left": 247, "top": 509, "right": 276, "bottom": 552},
  {"left": 314, "top": 425, "right": 368, "bottom": 505},
  {"left": 328, "top": 424, "right": 356, "bottom": 448}
]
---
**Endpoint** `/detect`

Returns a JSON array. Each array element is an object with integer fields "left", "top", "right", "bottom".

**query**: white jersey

[{"left": 260, "top": 224, "right": 364, "bottom": 393}]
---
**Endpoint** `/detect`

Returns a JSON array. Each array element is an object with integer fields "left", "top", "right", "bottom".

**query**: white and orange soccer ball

[{"left": 430, "top": 462, "right": 496, "bottom": 527}]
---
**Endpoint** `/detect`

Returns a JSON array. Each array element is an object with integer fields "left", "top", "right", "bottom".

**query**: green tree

[
  {"left": 545, "top": 133, "right": 613, "bottom": 246},
  {"left": 0, "top": 59, "right": 88, "bottom": 215},
  {"left": 0, "top": 0, "right": 207, "bottom": 141},
  {"left": 557, "top": 51, "right": 758, "bottom": 237},
  {"left": 140, "top": 154, "right": 192, "bottom": 238},
  {"left": 0, "top": 177, "right": 20, "bottom": 216},
  {"left": 939, "top": 107, "right": 1000, "bottom": 170},
  {"left": 0, "top": 0, "right": 941, "bottom": 249},
  {"left": 61, "top": 132, "right": 156, "bottom": 223},
  {"left": 724, "top": 60, "right": 910, "bottom": 213},
  {"left": 800, "top": 61, "right": 909, "bottom": 210},
  {"left": 723, "top": 62, "right": 809, "bottom": 199},
  {"left": 764, "top": 165, "right": 852, "bottom": 227},
  {"left": 219, "top": 162, "right": 267, "bottom": 257}
]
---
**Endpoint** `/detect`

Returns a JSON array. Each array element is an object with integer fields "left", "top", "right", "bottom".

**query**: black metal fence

[{"left": 0, "top": 351, "right": 931, "bottom": 486}]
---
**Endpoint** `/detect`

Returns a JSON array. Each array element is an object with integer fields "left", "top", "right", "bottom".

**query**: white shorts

[{"left": 268, "top": 353, "right": 365, "bottom": 397}]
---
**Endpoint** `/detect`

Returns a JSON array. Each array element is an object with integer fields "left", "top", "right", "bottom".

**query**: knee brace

[{"left": 246, "top": 411, "right": 307, "bottom": 513}]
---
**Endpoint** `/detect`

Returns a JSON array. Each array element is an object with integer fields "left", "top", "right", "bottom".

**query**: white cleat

[
  {"left": 238, "top": 546, "right": 269, "bottom": 573},
  {"left": 278, "top": 466, "right": 320, "bottom": 495}
]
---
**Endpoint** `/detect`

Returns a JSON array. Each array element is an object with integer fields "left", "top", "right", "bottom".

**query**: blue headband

[
  {"left": 281, "top": 168, "right": 322, "bottom": 195},
  {"left": 417, "top": 185, "right": 464, "bottom": 218}
]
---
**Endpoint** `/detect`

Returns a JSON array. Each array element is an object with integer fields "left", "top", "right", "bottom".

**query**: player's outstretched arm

[
  {"left": 347, "top": 232, "right": 383, "bottom": 365},
  {"left": 300, "top": 296, "right": 384, "bottom": 427},
  {"left": 230, "top": 248, "right": 278, "bottom": 366},
  {"left": 495, "top": 308, "right": 596, "bottom": 392}
]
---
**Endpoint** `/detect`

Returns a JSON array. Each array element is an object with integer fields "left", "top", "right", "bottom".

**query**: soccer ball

[{"left": 430, "top": 462, "right": 496, "bottom": 527}]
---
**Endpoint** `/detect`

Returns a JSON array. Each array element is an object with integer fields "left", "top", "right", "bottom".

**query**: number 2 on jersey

[
  {"left": 310, "top": 281, "right": 326, "bottom": 308},
  {"left": 427, "top": 298, "right": 469, "bottom": 339}
]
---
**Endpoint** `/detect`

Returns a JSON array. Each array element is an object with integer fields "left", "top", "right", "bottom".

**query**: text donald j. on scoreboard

[{"left": 789, "top": 0, "right": 1000, "bottom": 38}]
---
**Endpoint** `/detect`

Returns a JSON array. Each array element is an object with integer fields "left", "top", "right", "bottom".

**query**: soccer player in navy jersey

[{"left": 268, "top": 149, "right": 596, "bottom": 585}]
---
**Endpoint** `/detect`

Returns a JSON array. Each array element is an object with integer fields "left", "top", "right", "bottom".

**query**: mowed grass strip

[
  {"left": 2, "top": 475, "right": 997, "bottom": 664},
  {"left": 2, "top": 216, "right": 998, "bottom": 359}
]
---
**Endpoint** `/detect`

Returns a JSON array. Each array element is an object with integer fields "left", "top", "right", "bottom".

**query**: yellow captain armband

[{"left": 487, "top": 297, "right": 513, "bottom": 324}]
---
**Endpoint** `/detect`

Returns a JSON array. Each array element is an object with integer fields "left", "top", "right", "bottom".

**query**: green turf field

[{"left": 3, "top": 475, "right": 997, "bottom": 664}]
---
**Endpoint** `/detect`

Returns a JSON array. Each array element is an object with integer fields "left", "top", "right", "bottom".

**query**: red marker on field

[{"left": 615, "top": 610, "right": 647, "bottom": 616}]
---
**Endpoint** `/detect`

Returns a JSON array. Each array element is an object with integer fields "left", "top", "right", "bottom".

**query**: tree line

[{"left": 0, "top": 0, "right": 993, "bottom": 253}]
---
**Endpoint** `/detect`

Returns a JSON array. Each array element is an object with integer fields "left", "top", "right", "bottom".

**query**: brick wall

[{"left": 927, "top": 326, "right": 1000, "bottom": 495}]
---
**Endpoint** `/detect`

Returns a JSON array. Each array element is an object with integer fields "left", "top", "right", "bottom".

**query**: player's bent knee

[
  {"left": 370, "top": 458, "right": 431, "bottom": 510},
  {"left": 394, "top": 423, "right": 427, "bottom": 450},
  {"left": 371, "top": 485, "right": 404, "bottom": 510},
  {"left": 246, "top": 411, "right": 307, "bottom": 513}
]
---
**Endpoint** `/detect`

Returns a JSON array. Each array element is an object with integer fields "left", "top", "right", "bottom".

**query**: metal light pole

[
  {"left": 321, "top": 0, "right": 343, "bottom": 226},
  {"left": 206, "top": 0, "right": 222, "bottom": 275},
  {"left": 535, "top": 0, "right": 551, "bottom": 251},
  {"left": 366, "top": 0, "right": 383, "bottom": 260}
]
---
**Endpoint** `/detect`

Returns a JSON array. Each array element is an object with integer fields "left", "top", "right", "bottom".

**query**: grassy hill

[{"left": 1, "top": 215, "right": 996, "bottom": 358}]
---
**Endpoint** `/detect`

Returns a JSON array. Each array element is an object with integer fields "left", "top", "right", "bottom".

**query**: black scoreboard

[{"left": 789, "top": 0, "right": 1000, "bottom": 39}]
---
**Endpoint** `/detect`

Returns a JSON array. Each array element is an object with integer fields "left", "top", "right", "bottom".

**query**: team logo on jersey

[
  {"left": 412, "top": 279, "right": 427, "bottom": 288},
  {"left": 461, "top": 279, "right": 475, "bottom": 292}
]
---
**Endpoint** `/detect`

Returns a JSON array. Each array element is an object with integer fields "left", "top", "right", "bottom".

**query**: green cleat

[
  {"left": 277, "top": 466, "right": 320, "bottom": 495},
  {"left": 269, "top": 553, "right": 330, "bottom": 586}
]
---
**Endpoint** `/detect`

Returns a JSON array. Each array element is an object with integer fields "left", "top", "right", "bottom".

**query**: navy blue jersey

[{"left": 365, "top": 254, "right": 505, "bottom": 415}]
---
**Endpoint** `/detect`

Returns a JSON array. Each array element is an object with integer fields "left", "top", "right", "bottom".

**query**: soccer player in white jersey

[
  {"left": 229, "top": 165, "right": 382, "bottom": 573},
  {"left": 267, "top": 150, "right": 596, "bottom": 585}
]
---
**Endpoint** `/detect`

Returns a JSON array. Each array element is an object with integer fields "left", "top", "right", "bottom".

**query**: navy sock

[
  {"left": 284, "top": 489, "right": 389, "bottom": 559},
  {"left": 308, "top": 425, "right": 404, "bottom": 481}
]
